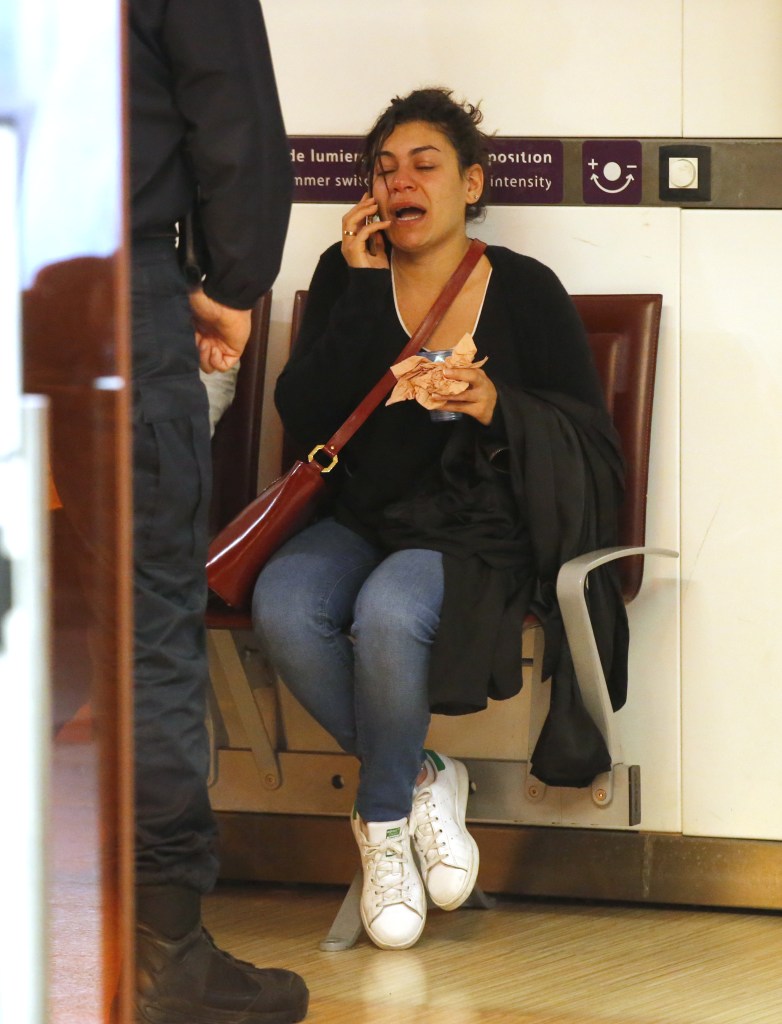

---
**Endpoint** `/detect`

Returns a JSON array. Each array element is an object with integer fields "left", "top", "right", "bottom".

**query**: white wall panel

[
  {"left": 264, "top": 0, "right": 682, "bottom": 137},
  {"left": 684, "top": 0, "right": 782, "bottom": 137},
  {"left": 681, "top": 210, "right": 782, "bottom": 840}
]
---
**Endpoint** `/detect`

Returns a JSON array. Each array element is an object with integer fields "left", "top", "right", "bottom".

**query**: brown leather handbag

[{"left": 206, "top": 239, "right": 487, "bottom": 609}]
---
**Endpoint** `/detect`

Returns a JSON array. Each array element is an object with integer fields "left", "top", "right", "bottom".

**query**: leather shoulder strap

[{"left": 316, "top": 238, "right": 487, "bottom": 463}]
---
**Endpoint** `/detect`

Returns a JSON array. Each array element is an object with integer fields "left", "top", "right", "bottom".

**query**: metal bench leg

[
  {"left": 319, "top": 871, "right": 364, "bottom": 952},
  {"left": 461, "top": 885, "right": 496, "bottom": 910}
]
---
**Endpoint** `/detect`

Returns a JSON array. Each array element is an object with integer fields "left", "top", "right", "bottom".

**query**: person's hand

[
  {"left": 341, "top": 192, "right": 391, "bottom": 270},
  {"left": 189, "top": 288, "right": 252, "bottom": 373},
  {"left": 435, "top": 366, "right": 498, "bottom": 426}
]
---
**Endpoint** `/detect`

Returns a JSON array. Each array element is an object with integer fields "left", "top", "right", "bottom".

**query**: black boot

[{"left": 135, "top": 886, "right": 309, "bottom": 1024}]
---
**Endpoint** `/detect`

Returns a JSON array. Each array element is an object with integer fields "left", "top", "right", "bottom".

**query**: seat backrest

[
  {"left": 280, "top": 289, "right": 662, "bottom": 602},
  {"left": 208, "top": 290, "right": 272, "bottom": 536},
  {"left": 291, "top": 289, "right": 309, "bottom": 354},
  {"left": 572, "top": 294, "right": 663, "bottom": 602}
]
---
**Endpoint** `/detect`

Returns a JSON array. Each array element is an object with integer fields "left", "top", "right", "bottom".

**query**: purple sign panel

[
  {"left": 289, "top": 136, "right": 564, "bottom": 206},
  {"left": 582, "top": 140, "right": 642, "bottom": 204},
  {"left": 289, "top": 136, "right": 365, "bottom": 203},
  {"left": 487, "top": 139, "right": 563, "bottom": 204}
]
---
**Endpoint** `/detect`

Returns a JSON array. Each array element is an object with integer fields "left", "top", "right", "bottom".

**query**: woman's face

[{"left": 370, "top": 120, "right": 483, "bottom": 255}]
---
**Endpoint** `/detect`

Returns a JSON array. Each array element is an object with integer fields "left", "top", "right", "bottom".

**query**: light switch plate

[
  {"left": 668, "top": 156, "right": 699, "bottom": 189},
  {"left": 660, "top": 144, "right": 711, "bottom": 202}
]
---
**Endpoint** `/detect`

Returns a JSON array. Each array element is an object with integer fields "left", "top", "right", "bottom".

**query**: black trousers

[{"left": 131, "top": 239, "right": 218, "bottom": 893}]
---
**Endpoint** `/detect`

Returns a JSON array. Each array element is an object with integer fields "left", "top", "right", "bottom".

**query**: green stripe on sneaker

[{"left": 424, "top": 750, "right": 446, "bottom": 772}]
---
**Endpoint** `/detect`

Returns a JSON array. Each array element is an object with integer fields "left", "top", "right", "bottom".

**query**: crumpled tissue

[{"left": 385, "top": 333, "right": 487, "bottom": 411}]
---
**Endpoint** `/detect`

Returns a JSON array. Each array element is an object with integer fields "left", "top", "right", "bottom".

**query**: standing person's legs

[
  {"left": 131, "top": 240, "right": 307, "bottom": 1022},
  {"left": 132, "top": 241, "right": 217, "bottom": 899}
]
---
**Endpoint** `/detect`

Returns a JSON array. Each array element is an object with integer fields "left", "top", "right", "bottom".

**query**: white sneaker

[
  {"left": 410, "top": 751, "right": 479, "bottom": 911},
  {"left": 351, "top": 810, "right": 426, "bottom": 950}
]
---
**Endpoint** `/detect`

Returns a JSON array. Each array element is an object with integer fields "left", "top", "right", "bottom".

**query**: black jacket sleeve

[
  {"left": 275, "top": 244, "right": 397, "bottom": 445},
  {"left": 163, "top": 0, "right": 293, "bottom": 308}
]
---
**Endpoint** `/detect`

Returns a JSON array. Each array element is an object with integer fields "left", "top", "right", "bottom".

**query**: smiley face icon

[{"left": 583, "top": 141, "right": 643, "bottom": 204}]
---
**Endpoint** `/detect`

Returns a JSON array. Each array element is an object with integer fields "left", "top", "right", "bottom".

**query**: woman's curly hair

[{"left": 359, "top": 87, "right": 491, "bottom": 222}]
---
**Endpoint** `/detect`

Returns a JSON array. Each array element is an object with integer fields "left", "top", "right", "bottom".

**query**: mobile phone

[
  {"left": 365, "top": 199, "right": 388, "bottom": 255},
  {"left": 365, "top": 212, "right": 380, "bottom": 255}
]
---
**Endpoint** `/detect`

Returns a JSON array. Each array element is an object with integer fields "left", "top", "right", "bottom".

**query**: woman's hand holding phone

[{"left": 341, "top": 193, "right": 391, "bottom": 270}]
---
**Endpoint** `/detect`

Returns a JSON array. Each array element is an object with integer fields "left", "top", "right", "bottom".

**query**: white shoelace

[
  {"left": 364, "top": 834, "right": 417, "bottom": 909},
  {"left": 412, "top": 789, "right": 450, "bottom": 868}
]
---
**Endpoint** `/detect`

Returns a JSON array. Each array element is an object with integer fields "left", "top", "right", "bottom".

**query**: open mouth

[{"left": 394, "top": 206, "right": 426, "bottom": 222}]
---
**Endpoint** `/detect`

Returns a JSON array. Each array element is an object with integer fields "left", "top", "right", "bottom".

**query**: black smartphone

[{"left": 365, "top": 198, "right": 388, "bottom": 256}]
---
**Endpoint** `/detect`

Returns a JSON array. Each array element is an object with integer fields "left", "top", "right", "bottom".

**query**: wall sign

[
  {"left": 582, "top": 139, "right": 642, "bottom": 205},
  {"left": 289, "top": 136, "right": 364, "bottom": 204},
  {"left": 487, "top": 139, "right": 563, "bottom": 204},
  {"left": 289, "top": 136, "right": 782, "bottom": 209},
  {"left": 289, "top": 136, "right": 564, "bottom": 205}
]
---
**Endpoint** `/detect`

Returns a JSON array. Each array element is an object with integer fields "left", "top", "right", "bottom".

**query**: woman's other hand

[
  {"left": 341, "top": 193, "right": 391, "bottom": 270},
  {"left": 436, "top": 366, "right": 498, "bottom": 426}
]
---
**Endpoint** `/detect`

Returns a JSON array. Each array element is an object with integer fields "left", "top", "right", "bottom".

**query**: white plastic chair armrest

[{"left": 556, "top": 545, "right": 678, "bottom": 765}]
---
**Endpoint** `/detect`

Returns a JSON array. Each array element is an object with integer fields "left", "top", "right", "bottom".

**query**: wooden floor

[
  {"left": 204, "top": 881, "right": 782, "bottom": 1024},
  {"left": 49, "top": 737, "right": 103, "bottom": 1024}
]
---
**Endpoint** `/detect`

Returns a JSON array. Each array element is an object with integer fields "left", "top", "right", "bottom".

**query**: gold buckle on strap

[{"left": 308, "top": 445, "right": 339, "bottom": 473}]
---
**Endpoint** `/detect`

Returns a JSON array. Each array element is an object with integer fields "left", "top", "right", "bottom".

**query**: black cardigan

[
  {"left": 276, "top": 242, "right": 606, "bottom": 532},
  {"left": 276, "top": 242, "right": 628, "bottom": 786}
]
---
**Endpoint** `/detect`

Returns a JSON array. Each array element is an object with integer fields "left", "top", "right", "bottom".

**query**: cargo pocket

[{"left": 133, "top": 374, "right": 211, "bottom": 564}]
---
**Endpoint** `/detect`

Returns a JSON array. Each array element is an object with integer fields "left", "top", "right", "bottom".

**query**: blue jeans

[{"left": 252, "top": 518, "right": 444, "bottom": 822}]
